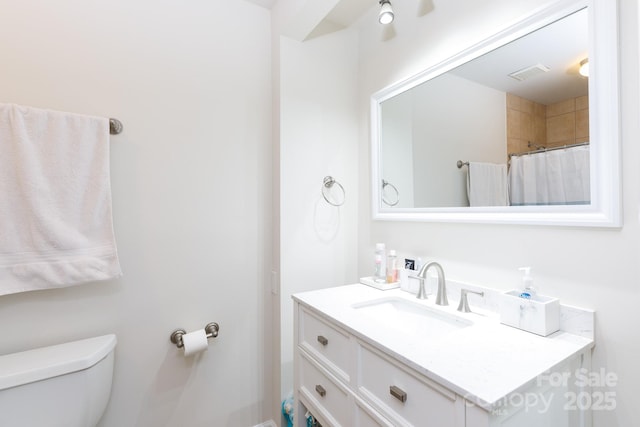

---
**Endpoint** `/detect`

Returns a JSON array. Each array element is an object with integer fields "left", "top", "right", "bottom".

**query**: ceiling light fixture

[
  {"left": 579, "top": 58, "right": 589, "bottom": 77},
  {"left": 379, "top": 0, "right": 394, "bottom": 25}
]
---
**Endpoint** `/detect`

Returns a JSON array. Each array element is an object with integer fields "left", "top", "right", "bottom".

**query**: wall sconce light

[
  {"left": 379, "top": 0, "right": 394, "bottom": 25},
  {"left": 579, "top": 58, "right": 589, "bottom": 77}
]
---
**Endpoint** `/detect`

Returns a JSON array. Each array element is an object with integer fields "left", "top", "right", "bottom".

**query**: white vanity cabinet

[
  {"left": 356, "top": 341, "right": 465, "bottom": 426},
  {"left": 293, "top": 288, "right": 593, "bottom": 427},
  {"left": 294, "top": 304, "right": 465, "bottom": 427}
]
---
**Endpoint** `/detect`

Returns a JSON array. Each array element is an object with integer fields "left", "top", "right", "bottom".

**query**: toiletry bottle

[
  {"left": 518, "top": 267, "right": 536, "bottom": 299},
  {"left": 386, "top": 250, "right": 398, "bottom": 283},
  {"left": 375, "top": 243, "right": 386, "bottom": 281},
  {"left": 374, "top": 254, "right": 385, "bottom": 283}
]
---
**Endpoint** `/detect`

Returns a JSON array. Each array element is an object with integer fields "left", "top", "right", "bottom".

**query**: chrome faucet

[
  {"left": 457, "top": 288, "right": 484, "bottom": 313},
  {"left": 414, "top": 261, "right": 448, "bottom": 305}
]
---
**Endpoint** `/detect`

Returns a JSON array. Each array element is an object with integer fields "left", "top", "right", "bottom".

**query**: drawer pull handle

[
  {"left": 317, "top": 335, "right": 328, "bottom": 346},
  {"left": 390, "top": 385, "right": 407, "bottom": 403},
  {"left": 315, "top": 384, "right": 327, "bottom": 397}
]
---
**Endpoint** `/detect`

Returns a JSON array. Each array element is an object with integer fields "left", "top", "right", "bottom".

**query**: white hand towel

[
  {"left": 0, "top": 103, "right": 122, "bottom": 295},
  {"left": 467, "top": 162, "right": 509, "bottom": 207}
]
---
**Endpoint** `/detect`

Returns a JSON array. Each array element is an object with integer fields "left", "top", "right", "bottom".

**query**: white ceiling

[
  {"left": 260, "top": 1, "right": 587, "bottom": 105},
  {"left": 450, "top": 8, "right": 588, "bottom": 105},
  {"left": 245, "top": 0, "right": 373, "bottom": 22},
  {"left": 322, "top": 0, "right": 374, "bottom": 28},
  {"left": 245, "top": 0, "right": 276, "bottom": 10}
]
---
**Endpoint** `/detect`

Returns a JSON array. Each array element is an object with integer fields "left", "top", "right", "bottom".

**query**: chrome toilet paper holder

[{"left": 170, "top": 322, "right": 219, "bottom": 349}]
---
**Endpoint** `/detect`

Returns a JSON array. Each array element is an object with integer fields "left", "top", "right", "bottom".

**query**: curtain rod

[{"left": 508, "top": 141, "right": 589, "bottom": 158}]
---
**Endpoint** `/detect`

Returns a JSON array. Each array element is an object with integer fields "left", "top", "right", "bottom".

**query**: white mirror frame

[{"left": 371, "top": 0, "right": 621, "bottom": 227}]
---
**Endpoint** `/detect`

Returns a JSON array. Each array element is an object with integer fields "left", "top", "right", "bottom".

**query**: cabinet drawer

[
  {"left": 354, "top": 396, "right": 395, "bottom": 427},
  {"left": 299, "top": 351, "right": 350, "bottom": 427},
  {"left": 357, "top": 343, "right": 462, "bottom": 427},
  {"left": 299, "top": 307, "right": 351, "bottom": 382}
]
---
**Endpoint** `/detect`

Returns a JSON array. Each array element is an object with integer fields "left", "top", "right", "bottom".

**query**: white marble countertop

[{"left": 292, "top": 284, "right": 594, "bottom": 411}]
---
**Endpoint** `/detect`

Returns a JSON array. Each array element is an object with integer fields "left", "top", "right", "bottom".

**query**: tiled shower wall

[{"left": 506, "top": 93, "right": 589, "bottom": 158}]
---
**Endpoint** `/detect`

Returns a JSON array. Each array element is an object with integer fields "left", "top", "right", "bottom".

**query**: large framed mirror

[{"left": 371, "top": 0, "right": 620, "bottom": 227}]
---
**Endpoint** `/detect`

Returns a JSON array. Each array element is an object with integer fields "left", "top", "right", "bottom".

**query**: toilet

[{"left": 0, "top": 334, "right": 117, "bottom": 427}]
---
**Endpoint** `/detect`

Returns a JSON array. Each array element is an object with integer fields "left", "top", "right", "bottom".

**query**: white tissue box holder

[{"left": 499, "top": 290, "right": 560, "bottom": 336}]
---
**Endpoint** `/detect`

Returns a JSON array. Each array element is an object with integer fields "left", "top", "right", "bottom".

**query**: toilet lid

[{"left": 0, "top": 334, "right": 116, "bottom": 391}]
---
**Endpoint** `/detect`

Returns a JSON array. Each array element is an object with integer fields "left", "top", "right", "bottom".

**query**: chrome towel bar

[{"left": 109, "top": 118, "right": 123, "bottom": 135}]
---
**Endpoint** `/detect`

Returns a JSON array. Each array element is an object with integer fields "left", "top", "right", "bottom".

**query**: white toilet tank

[{"left": 0, "top": 334, "right": 117, "bottom": 427}]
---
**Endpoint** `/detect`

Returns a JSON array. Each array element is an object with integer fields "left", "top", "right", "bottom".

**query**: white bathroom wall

[
  {"left": 381, "top": 95, "right": 415, "bottom": 208},
  {"left": 0, "top": 1, "right": 274, "bottom": 426},
  {"left": 411, "top": 74, "right": 506, "bottom": 207},
  {"left": 355, "top": 0, "right": 640, "bottom": 426},
  {"left": 380, "top": 73, "right": 506, "bottom": 208},
  {"left": 278, "top": 29, "right": 360, "bottom": 400}
]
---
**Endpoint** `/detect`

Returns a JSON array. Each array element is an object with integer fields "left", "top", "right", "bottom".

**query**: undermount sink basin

[{"left": 351, "top": 297, "right": 472, "bottom": 340}]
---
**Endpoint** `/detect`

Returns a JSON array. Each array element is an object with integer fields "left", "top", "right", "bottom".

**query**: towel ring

[
  {"left": 322, "top": 176, "right": 345, "bottom": 207},
  {"left": 382, "top": 179, "right": 400, "bottom": 206}
]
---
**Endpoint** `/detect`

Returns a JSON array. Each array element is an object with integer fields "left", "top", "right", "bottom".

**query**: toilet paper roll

[{"left": 182, "top": 329, "right": 209, "bottom": 356}]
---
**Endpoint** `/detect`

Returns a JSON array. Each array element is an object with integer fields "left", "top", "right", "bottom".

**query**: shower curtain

[{"left": 508, "top": 145, "right": 590, "bottom": 206}]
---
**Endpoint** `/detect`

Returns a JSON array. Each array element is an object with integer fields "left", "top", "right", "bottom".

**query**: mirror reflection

[{"left": 379, "top": 8, "right": 589, "bottom": 208}]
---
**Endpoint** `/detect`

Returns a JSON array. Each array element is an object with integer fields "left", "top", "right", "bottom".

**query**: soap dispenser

[{"left": 518, "top": 267, "right": 536, "bottom": 299}]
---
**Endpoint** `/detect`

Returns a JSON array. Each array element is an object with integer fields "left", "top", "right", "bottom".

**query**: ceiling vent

[{"left": 508, "top": 64, "right": 551, "bottom": 81}]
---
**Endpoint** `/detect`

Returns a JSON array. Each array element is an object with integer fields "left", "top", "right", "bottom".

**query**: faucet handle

[
  {"left": 457, "top": 288, "right": 484, "bottom": 313},
  {"left": 410, "top": 275, "right": 428, "bottom": 299}
]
